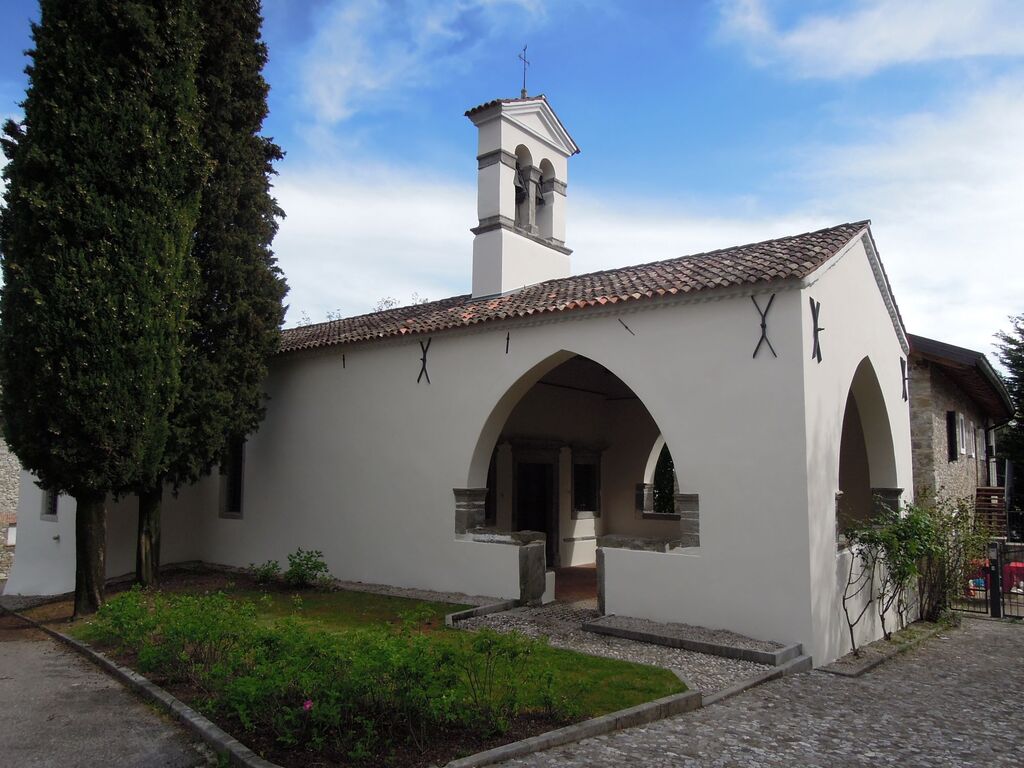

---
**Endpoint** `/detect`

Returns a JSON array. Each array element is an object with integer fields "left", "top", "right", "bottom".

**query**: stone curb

[
  {"left": 582, "top": 617, "right": 803, "bottom": 666},
  {"left": 702, "top": 654, "right": 813, "bottom": 706},
  {"left": 0, "top": 606, "right": 282, "bottom": 768},
  {"left": 819, "top": 622, "right": 947, "bottom": 678},
  {"left": 445, "top": 600, "right": 520, "bottom": 628},
  {"left": 444, "top": 689, "right": 703, "bottom": 768}
]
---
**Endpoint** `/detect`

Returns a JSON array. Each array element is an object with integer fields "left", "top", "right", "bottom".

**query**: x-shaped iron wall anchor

[
  {"left": 751, "top": 294, "right": 777, "bottom": 359},
  {"left": 901, "top": 357, "right": 909, "bottom": 401},
  {"left": 417, "top": 337, "right": 432, "bottom": 384},
  {"left": 809, "top": 297, "right": 824, "bottom": 363}
]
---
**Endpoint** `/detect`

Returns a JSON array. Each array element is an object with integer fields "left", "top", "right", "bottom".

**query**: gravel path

[
  {"left": 499, "top": 617, "right": 1024, "bottom": 767},
  {"left": 460, "top": 602, "right": 770, "bottom": 693},
  {"left": 0, "top": 610, "right": 213, "bottom": 768}
]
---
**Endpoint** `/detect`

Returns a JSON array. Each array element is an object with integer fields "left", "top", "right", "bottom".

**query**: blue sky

[{"left": 2, "top": 0, "right": 1022, "bottom": 358}]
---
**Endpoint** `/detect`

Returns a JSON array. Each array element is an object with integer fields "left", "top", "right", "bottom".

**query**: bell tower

[{"left": 465, "top": 95, "right": 579, "bottom": 297}]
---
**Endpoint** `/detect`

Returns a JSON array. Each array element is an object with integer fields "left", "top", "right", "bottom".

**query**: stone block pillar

[
  {"left": 519, "top": 540, "right": 547, "bottom": 605},
  {"left": 872, "top": 487, "right": 903, "bottom": 515},
  {"left": 454, "top": 488, "right": 487, "bottom": 534},
  {"left": 675, "top": 493, "right": 700, "bottom": 547}
]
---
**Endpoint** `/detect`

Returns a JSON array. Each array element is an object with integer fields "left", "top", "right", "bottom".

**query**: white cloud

[
  {"left": 795, "top": 76, "right": 1024, "bottom": 358},
  {"left": 275, "top": 76, "right": 1023, "bottom": 363},
  {"left": 273, "top": 165, "right": 474, "bottom": 319},
  {"left": 273, "top": 164, "right": 823, "bottom": 325},
  {"left": 302, "top": 0, "right": 545, "bottom": 123},
  {"left": 718, "top": 0, "right": 1024, "bottom": 78}
]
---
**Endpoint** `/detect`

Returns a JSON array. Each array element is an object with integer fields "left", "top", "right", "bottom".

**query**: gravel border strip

[
  {"left": 0, "top": 605, "right": 281, "bottom": 768},
  {"left": 582, "top": 616, "right": 803, "bottom": 666},
  {"left": 819, "top": 622, "right": 947, "bottom": 677}
]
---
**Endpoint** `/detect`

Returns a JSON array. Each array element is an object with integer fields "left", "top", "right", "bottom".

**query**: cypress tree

[
  {"left": 0, "top": 0, "right": 205, "bottom": 614},
  {"left": 134, "top": 0, "right": 288, "bottom": 585},
  {"left": 995, "top": 313, "right": 1024, "bottom": 470}
]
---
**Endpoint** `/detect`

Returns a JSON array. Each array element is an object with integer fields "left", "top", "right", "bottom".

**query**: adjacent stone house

[
  {"left": 907, "top": 334, "right": 1013, "bottom": 503},
  {"left": 0, "top": 438, "right": 22, "bottom": 581}
]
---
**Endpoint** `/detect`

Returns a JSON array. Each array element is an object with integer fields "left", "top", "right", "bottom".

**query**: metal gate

[
  {"left": 955, "top": 541, "right": 1024, "bottom": 618},
  {"left": 1001, "top": 543, "right": 1024, "bottom": 618}
]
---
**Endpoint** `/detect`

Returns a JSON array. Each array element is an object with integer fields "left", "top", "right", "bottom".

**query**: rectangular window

[
  {"left": 958, "top": 413, "right": 967, "bottom": 455},
  {"left": 946, "top": 411, "right": 958, "bottom": 462},
  {"left": 968, "top": 420, "right": 976, "bottom": 458},
  {"left": 572, "top": 461, "right": 600, "bottom": 518},
  {"left": 220, "top": 437, "right": 245, "bottom": 519},
  {"left": 40, "top": 489, "right": 58, "bottom": 520}
]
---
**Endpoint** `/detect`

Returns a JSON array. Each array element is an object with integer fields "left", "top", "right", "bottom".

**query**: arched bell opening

[
  {"left": 536, "top": 158, "right": 556, "bottom": 239},
  {"left": 513, "top": 145, "right": 535, "bottom": 232}
]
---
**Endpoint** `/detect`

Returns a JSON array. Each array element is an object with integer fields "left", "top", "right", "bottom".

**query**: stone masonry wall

[
  {"left": 908, "top": 357, "right": 936, "bottom": 499},
  {"left": 909, "top": 358, "right": 987, "bottom": 502},
  {"left": 0, "top": 438, "right": 21, "bottom": 580}
]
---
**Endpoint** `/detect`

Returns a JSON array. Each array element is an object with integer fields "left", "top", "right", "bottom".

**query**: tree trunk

[
  {"left": 136, "top": 484, "right": 163, "bottom": 587},
  {"left": 73, "top": 493, "right": 107, "bottom": 617}
]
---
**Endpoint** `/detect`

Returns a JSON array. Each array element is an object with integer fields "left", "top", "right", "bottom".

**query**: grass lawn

[{"left": 22, "top": 573, "right": 679, "bottom": 729}]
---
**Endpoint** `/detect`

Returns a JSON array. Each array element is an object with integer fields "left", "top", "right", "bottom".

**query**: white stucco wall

[
  {"left": 5, "top": 473, "right": 198, "bottom": 595},
  {"left": 798, "top": 233, "right": 913, "bottom": 663}
]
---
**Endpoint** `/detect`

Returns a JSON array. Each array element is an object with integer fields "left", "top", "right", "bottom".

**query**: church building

[{"left": 6, "top": 94, "right": 913, "bottom": 665}]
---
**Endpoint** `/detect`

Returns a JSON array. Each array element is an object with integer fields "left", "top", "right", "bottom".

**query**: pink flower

[{"left": 303, "top": 699, "right": 313, "bottom": 712}]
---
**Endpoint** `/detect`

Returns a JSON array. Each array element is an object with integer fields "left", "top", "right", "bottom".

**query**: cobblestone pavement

[
  {"left": 0, "top": 610, "right": 214, "bottom": 768},
  {"left": 501, "top": 618, "right": 1024, "bottom": 767},
  {"left": 461, "top": 602, "right": 770, "bottom": 693}
]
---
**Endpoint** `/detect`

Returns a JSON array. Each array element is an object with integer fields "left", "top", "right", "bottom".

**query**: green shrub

[
  {"left": 83, "top": 585, "right": 156, "bottom": 652},
  {"left": 83, "top": 589, "right": 559, "bottom": 760},
  {"left": 450, "top": 628, "right": 537, "bottom": 734},
  {"left": 248, "top": 559, "right": 281, "bottom": 585},
  {"left": 283, "top": 548, "right": 330, "bottom": 588}
]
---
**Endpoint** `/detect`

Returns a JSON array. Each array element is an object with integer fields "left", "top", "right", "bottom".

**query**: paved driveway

[
  {"left": 503, "top": 617, "right": 1024, "bottom": 767},
  {"left": 0, "top": 610, "right": 212, "bottom": 768}
]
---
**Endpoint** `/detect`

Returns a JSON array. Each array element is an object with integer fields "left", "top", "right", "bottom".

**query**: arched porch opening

[
  {"left": 459, "top": 352, "right": 696, "bottom": 603},
  {"left": 837, "top": 357, "right": 900, "bottom": 539}
]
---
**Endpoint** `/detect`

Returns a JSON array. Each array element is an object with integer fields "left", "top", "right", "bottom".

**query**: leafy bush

[
  {"left": 841, "top": 492, "right": 991, "bottom": 654},
  {"left": 283, "top": 548, "right": 330, "bottom": 588},
  {"left": 916, "top": 492, "right": 990, "bottom": 622},
  {"left": 82, "top": 585, "right": 156, "bottom": 652},
  {"left": 248, "top": 559, "right": 281, "bottom": 585},
  {"left": 452, "top": 628, "right": 535, "bottom": 733}
]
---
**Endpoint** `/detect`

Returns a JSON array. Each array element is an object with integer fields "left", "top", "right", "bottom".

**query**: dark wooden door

[{"left": 516, "top": 462, "right": 556, "bottom": 565}]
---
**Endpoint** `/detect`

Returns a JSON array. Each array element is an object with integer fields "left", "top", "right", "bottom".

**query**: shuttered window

[{"left": 946, "top": 411, "right": 958, "bottom": 462}]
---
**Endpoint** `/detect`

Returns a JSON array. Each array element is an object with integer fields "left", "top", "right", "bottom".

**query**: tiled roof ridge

[
  {"left": 279, "top": 220, "right": 870, "bottom": 355},
  {"left": 464, "top": 94, "right": 548, "bottom": 116},
  {"left": 532, "top": 219, "right": 870, "bottom": 285}
]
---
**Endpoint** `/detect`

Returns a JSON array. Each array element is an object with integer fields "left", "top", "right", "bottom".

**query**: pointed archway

[{"left": 837, "top": 357, "right": 900, "bottom": 535}]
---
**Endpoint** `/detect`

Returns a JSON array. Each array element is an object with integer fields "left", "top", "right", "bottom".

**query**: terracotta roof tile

[{"left": 279, "top": 221, "right": 869, "bottom": 355}]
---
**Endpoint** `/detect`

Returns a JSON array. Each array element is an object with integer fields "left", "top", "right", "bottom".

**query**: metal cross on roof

[{"left": 519, "top": 45, "right": 530, "bottom": 98}]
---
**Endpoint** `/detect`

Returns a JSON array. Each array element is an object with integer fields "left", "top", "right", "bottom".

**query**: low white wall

[{"left": 602, "top": 546, "right": 806, "bottom": 649}]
